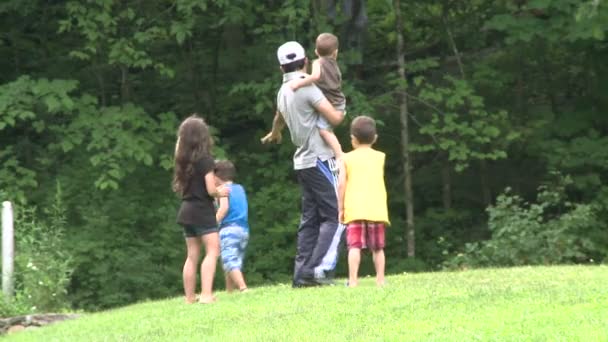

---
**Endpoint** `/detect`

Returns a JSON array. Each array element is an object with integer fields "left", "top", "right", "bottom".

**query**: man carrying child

[{"left": 262, "top": 41, "right": 345, "bottom": 287}]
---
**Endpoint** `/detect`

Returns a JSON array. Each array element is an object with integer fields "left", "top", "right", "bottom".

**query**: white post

[{"left": 2, "top": 201, "right": 14, "bottom": 300}]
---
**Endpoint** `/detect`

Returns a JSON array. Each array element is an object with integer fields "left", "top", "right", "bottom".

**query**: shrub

[
  {"left": 446, "top": 176, "right": 604, "bottom": 269},
  {"left": 1, "top": 183, "right": 73, "bottom": 317},
  {"left": 414, "top": 208, "right": 482, "bottom": 269}
]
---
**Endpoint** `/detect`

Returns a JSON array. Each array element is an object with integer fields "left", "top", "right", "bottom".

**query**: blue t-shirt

[{"left": 220, "top": 183, "right": 249, "bottom": 232}]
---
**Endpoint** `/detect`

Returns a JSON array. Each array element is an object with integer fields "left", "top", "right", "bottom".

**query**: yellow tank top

[{"left": 343, "top": 147, "right": 389, "bottom": 224}]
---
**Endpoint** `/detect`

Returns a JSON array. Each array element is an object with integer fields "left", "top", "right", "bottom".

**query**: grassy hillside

[{"left": 6, "top": 266, "right": 608, "bottom": 341}]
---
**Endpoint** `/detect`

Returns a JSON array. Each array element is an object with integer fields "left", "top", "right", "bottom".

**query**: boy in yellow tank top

[{"left": 338, "top": 116, "right": 389, "bottom": 287}]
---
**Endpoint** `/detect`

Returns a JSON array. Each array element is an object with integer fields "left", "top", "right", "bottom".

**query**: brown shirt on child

[{"left": 316, "top": 57, "right": 346, "bottom": 108}]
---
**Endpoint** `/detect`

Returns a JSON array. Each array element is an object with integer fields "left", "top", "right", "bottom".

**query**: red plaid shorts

[{"left": 346, "top": 221, "right": 386, "bottom": 251}]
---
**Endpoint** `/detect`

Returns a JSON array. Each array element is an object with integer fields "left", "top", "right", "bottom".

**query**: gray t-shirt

[{"left": 277, "top": 71, "right": 334, "bottom": 170}]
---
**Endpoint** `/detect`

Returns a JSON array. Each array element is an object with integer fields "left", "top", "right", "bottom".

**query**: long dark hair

[{"left": 172, "top": 115, "right": 213, "bottom": 195}]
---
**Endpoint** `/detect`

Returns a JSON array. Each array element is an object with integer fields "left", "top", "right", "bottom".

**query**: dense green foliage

[
  {"left": 447, "top": 175, "right": 606, "bottom": 268},
  {"left": 7, "top": 266, "right": 608, "bottom": 341},
  {"left": 1, "top": 183, "right": 73, "bottom": 317},
  {"left": 1, "top": 0, "right": 607, "bottom": 311}
]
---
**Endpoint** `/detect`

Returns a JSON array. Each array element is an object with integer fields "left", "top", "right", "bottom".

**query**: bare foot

[
  {"left": 185, "top": 296, "right": 197, "bottom": 304},
  {"left": 199, "top": 295, "right": 217, "bottom": 304},
  {"left": 240, "top": 288, "right": 249, "bottom": 293},
  {"left": 348, "top": 282, "right": 358, "bottom": 288}
]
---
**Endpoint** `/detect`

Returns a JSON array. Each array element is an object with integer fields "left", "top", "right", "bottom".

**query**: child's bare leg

[
  {"left": 319, "top": 128, "right": 343, "bottom": 159},
  {"left": 372, "top": 249, "right": 386, "bottom": 286},
  {"left": 348, "top": 248, "right": 361, "bottom": 287},
  {"left": 228, "top": 269, "right": 248, "bottom": 291},
  {"left": 183, "top": 237, "right": 201, "bottom": 303},
  {"left": 199, "top": 232, "right": 220, "bottom": 303},
  {"left": 225, "top": 273, "right": 235, "bottom": 293}
]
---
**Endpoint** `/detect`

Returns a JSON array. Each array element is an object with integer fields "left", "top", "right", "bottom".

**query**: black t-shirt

[{"left": 176, "top": 156, "right": 216, "bottom": 228}]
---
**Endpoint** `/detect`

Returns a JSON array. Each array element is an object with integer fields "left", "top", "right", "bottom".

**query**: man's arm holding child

[
  {"left": 261, "top": 111, "right": 285, "bottom": 144},
  {"left": 314, "top": 99, "right": 344, "bottom": 127},
  {"left": 289, "top": 59, "right": 322, "bottom": 91}
]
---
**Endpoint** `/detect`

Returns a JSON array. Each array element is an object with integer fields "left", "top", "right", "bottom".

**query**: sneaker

[
  {"left": 292, "top": 277, "right": 318, "bottom": 288},
  {"left": 314, "top": 276, "right": 335, "bottom": 286}
]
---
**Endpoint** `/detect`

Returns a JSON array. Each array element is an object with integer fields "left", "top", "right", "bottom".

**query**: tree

[{"left": 394, "top": 0, "right": 416, "bottom": 257}]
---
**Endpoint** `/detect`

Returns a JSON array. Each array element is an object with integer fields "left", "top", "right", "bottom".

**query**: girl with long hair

[{"left": 173, "top": 115, "right": 229, "bottom": 304}]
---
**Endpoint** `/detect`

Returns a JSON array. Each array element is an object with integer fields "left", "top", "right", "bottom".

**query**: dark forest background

[{"left": 1, "top": 0, "right": 606, "bottom": 313}]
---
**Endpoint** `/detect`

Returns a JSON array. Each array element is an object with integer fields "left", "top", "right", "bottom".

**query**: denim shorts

[
  {"left": 219, "top": 226, "right": 249, "bottom": 272},
  {"left": 182, "top": 225, "right": 219, "bottom": 238}
]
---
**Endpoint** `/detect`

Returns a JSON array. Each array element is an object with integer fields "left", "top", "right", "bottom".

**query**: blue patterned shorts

[{"left": 219, "top": 226, "right": 249, "bottom": 272}]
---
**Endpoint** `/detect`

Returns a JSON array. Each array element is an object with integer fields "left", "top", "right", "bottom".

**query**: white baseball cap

[{"left": 277, "top": 41, "right": 306, "bottom": 65}]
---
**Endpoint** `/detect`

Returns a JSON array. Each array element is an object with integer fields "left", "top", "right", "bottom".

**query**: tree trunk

[
  {"left": 312, "top": 0, "right": 329, "bottom": 32},
  {"left": 94, "top": 60, "right": 107, "bottom": 107},
  {"left": 442, "top": 3, "right": 492, "bottom": 208},
  {"left": 188, "top": 39, "right": 202, "bottom": 114},
  {"left": 441, "top": 8, "right": 465, "bottom": 79},
  {"left": 394, "top": 0, "right": 415, "bottom": 258},
  {"left": 120, "top": 65, "right": 130, "bottom": 103},
  {"left": 441, "top": 155, "right": 452, "bottom": 210},
  {"left": 479, "top": 159, "right": 492, "bottom": 207}
]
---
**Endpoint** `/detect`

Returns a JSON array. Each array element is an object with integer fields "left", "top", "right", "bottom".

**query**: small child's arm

[
  {"left": 337, "top": 159, "right": 347, "bottom": 223},
  {"left": 261, "top": 111, "right": 285, "bottom": 144},
  {"left": 204, "top": 171, "right": 230, "bottom": 198},
  {"left": 289, "top": 59, "right": 322, "bottom": 90},
  {"left": 216, "top": 196, "right": 229, "bottom": 224}
]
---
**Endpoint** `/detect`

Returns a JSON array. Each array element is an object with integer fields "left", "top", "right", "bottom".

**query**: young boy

[
  {"left": 214, "top": 160, "right": 250, "bottom": 293},
  {"left": 338, "top": 116, "right": 389, "bottom": 287},
  {"left": 287, "top": 32, "right": 346, "bottom": 159}
]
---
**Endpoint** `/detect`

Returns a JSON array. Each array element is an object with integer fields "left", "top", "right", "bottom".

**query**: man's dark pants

[{"left": 293, "top": 159, "right": 341, "bottom": 285}]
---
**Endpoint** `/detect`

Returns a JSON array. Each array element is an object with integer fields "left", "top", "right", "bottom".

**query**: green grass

[{"left": 6, "top": 265, "right": 608, "bottom": 341}]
